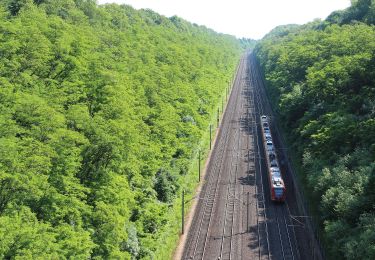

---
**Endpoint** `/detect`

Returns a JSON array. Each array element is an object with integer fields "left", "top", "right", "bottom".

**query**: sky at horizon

[{"left": 97, "top": 0, "right": 351, "bottom": 39}]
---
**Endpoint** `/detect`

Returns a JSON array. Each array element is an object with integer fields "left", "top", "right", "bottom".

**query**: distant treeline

[
  {"left": 0, "top": 0, "right": 243, "bottom": 258},
  {"left": 255, "top": 0, "right": 375, "bottom": 259}
]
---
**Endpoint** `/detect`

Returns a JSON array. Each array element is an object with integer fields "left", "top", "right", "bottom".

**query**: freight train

[{"left": 260, "top": 115, "right": 286, "bottom": 202}]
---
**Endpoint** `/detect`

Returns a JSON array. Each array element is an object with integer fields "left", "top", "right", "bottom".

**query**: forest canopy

[
  {"left": 0, "top": 0, "right": 243, "bottom": 258},
  {"left": 255, "top": 0, "right": 375, "bottom": 259}
]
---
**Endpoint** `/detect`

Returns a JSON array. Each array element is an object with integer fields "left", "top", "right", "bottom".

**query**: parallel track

[
  {"left": 250, "top": 53, "right": 298, "bottom": 260},
  {"left": 183, "top": 56, "right": 247, "bottom": 260},
  {"left": 247, "top": 63, "right": 271, "bottom": 260}
]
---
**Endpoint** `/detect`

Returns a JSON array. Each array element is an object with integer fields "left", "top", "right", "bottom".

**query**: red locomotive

[{"left": 260, "top": 115, "right": 286, "bottom": 202}]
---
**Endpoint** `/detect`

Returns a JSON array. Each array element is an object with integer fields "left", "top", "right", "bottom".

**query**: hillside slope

[
  {"left": 0, "top": 0, "right": 242, "bottom": 258},
  {"left": 255, "top": 1, "right": 375, "bottom": 259}
]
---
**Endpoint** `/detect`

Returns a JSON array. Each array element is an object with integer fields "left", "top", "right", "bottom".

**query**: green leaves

[
  {"left": 0, "top": 206, "right": 94, "bottom": 259},
  {"left": 0, "top": 0, "right": 241, "bottom": 258},
  {"left": 154, "top": 168, "right": 179, "bottom": 203}
]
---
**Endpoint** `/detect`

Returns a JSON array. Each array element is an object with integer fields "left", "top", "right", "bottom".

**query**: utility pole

[
  {"left": 209, "top": 124, "right": 212, "bottom": 150},
  {"left": 247, "top": 192, "right": 250, "bottom": 232},
  {"left": 222, "top": 98, "right": 224, "bottom": 114},
  {"left": 217, "top": 107, "right": 219, "bottom": 127},
  {"left": 198, "top": 150, "right": 201, "bottom": 182},
  {"left": 182, "top": 190, "right": 185, "bottom": 234}
]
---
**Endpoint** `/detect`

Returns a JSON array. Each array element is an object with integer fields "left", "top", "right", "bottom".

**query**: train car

[{"left": 260, "top": 115, "right": 286, "bottom": 202}]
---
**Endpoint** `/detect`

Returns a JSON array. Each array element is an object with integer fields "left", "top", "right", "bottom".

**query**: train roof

[
  {"left": 266, "top": 143, "right": 274, "bottom": 152},
  {"left": 270, "top": 167, "right": 284, "bottom": 186},
  {"left": 270, "top": 167, "right": 281, "bottom": 176},
  {"left": 272, "top": 177, "right": 284, "bottom": 188},
  {"left": 261, "top": 115, "right": 285, "bottom": 190}
]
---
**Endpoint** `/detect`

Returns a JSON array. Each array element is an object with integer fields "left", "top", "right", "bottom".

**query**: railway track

[
  {"left": 250, "top": 54, "right": 299, "bottom": 260},
  {"left": 183, "top": 55, "right": 247, "bottom": 259},
  {"left": 182, "top": 52, "right": 318, "bottom": 260},
  {"left": 248, "top": 64, "right": 271, "bottom": 260}
]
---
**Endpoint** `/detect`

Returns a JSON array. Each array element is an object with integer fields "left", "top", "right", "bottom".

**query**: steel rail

[
  {"left": 249, "top": 55, "right": 272, "bottom": 260},
  {"left": 251, "top": 53, "right": 297, "bottom": 260},
  {"left": 201, "top": 56, "right": 246, "bottom": 260},
  {"left": 218, "top": 126, "right": 240, "bottom": 259},
  {"left": 218, "top": 70, "right": 244, "bottom": 260},
  {"left": 186, "top": 67, "right": 237, "bottom": 259},
  {"left": 285, "top": 201, "right": 301, "bottom": 260},
  {"left": 217, "top": 56, "right": 247, "bottom": 260},
  {"left": 187, "top": 56, "right": 246, "bottom": 260},
  {"left": 253, "top": 55, "right": 301, "bottom": 259},
  {"left": 283, "top": 209, "right": 295, "bottom": 260},
  {"left": 249, "top": 65, "right": 268, "bottom": 260}
]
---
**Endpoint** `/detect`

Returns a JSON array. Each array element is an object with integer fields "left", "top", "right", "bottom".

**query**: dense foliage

[
  {"left": 255, "top": 1, "right": 375, "bottom": 259},
  {"left": 0, "top": 0, "right": 242, "bottom": 258},
  {"left": 326, "top": 0, "right": 375, "bottom": 25},
  {"left": 238, "top": 37, "right": 257, "bottom": 49}
]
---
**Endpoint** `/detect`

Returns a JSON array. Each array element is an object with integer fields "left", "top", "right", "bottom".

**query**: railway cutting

[{"left": 181, "top": 52, "right": 323, "bottom": 260}]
